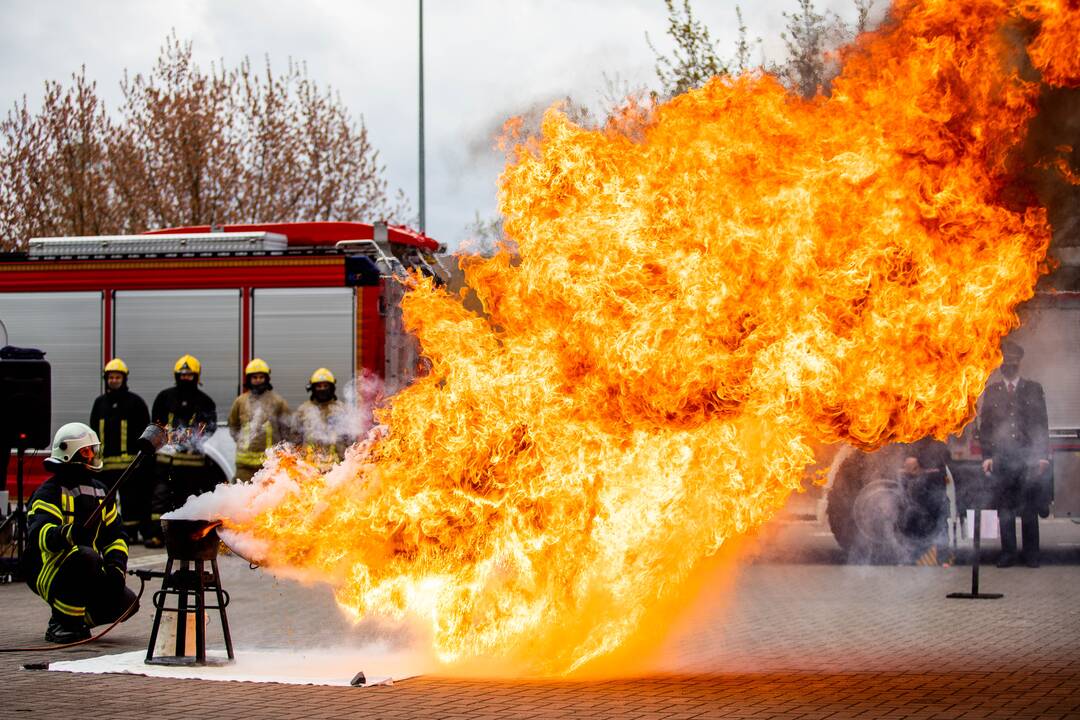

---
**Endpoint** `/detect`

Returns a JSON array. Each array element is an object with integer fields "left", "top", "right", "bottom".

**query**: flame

[
  {"left": 219, "top": 0, "right": 1074, "bottom": 675},
  {"left": 192, "top": 520, "right": 223, "bottom": 540},
  {"left": 1021, "top": 0, "right": 1080, "bottom": 87}
]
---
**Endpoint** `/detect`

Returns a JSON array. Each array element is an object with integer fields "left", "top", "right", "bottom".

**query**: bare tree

[
  {"left": 648, "top": 0, "right": 729, "bottom": 99},
  {"left": 598, "top": 71, "right": 651, "bottom": 120},
  {"left": 734, "top": 7, "right": 753, "bottom": 74},
  {"left": 461, "top": 211, "right": 505, "bottom": 258},
  {"left": 854, "top": 0, "right": 874, "bottom": 34},
  {"left": 777, "top": 0, "right": 876, "bottom": 98},
  {"left": 107, "top": 34, "right": 239, "bottom": 230},
  {"left": 249, "top": 60, "right": 394, "bottom": 223},
  {"left": 110, "top": 33, "right": 404, "bottom": 230},
  {"left": 643, "top": 0, "right": 876, "bottom": 103},
  {"left": 0, "top": 32, "right": 407, "bottom": 250},
  {"left": 0, "top": 69, "right": 116, "bottom": 244},
  {"left": 777, "top": 0, "right": 849, "bottom": 98}
]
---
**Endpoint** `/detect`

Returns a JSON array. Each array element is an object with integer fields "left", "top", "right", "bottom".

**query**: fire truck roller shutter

[
  {"left": 113, "top": 290, "right": 240, "bottom": 423},
  {"left": 1006, "top": 297, "right": 1080, "bottom": 517},
  {"left": 0, "top": 292, "right": 101, "bottom": 441},
  {"left": 251, "top": 288, "right": 354, "bottom": 411}
]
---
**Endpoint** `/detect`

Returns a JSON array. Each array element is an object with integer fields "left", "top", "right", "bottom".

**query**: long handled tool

[{"left": 83, "top": 424, "right": 168, "bottom": 530}]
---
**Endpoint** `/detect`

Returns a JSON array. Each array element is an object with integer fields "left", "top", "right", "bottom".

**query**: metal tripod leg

[
  {"left": 145, "top": 557, "right": 174, "bottom": 662},
  {"left": 947, "top": 508, "right": 1003, "bottom": 600},
  {"left": 210, "top": 558, "right": 234, "bottom": 659},
  {"left": 175, "top": 560, "right": 190, "bottom": 657}
]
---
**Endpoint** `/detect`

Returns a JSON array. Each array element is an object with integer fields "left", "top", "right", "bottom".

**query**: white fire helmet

[{"left": 46, "top": 422, "right": 103, "bottom": 471}]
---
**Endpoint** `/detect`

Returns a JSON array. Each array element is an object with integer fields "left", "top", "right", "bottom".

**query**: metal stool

[{"left": 144, "top": 519, "right": 235, "bottom": 665}]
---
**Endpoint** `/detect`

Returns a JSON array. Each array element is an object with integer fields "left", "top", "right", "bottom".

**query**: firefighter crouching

[
  {"left": 228, "top": 358, "right": 291, "bottom": 482},
  {"left": 89, "top": 358, "right": 152, "bottom": 543},
  {"left": 148, "top": 354, "right": 221, "bottom": 547},
  {"left": 293, "top": 368, "right": 353, "bottom": 469},
  {"left": 25, "top": 423, "right": 139, "bottom": 643}
]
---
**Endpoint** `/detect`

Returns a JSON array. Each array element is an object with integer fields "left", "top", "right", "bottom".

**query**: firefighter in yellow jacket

[
  {"left": 293, "top": 367, "right": 353, "bottom": 469},
  {"left": 228, "top": 359, "right": 291, "bottom": 482},
  {"left": 25, "top": 423, "right": 139, "bottom": 643}
]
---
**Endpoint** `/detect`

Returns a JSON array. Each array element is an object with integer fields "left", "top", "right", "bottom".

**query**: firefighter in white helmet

[
  {"left": 147, "top": 354, "right": 221, "bottom": 547},
  {"left": 89, "top": 358, "right": 151, "bottom": 543},
  {"left": 25, "top": 423, "right": 139, "bottom": 643},
  {"left": 228, "top": 358, "right": 291, "bottom": 482},
  {"left": 292, "top": 367, "right": 353, "bottom": 469}
]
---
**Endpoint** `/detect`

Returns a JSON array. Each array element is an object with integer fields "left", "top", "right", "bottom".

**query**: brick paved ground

[{"left": 2, "top": 516, "right": 1079, "bottom": 719}]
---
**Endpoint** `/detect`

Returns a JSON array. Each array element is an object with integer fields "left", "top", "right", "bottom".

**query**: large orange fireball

[{"left": 217, "top": 1, "right": 1075, "bottom": 674}]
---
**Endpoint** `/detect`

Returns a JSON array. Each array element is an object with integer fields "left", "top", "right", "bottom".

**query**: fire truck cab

[{"left": 0, "top": 221, "right": 446, "bottom": 495}]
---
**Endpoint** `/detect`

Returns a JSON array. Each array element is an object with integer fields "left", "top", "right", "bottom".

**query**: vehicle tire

[
  {"left": 827, "top": 445, "right": 911, "bottom": 563},
  {"left": 826, "top": 450, "right": 870, "bottom": 553}
]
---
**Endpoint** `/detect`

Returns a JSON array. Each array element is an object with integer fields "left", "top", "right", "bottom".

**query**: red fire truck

[{"left": 0, "top": 221, "right": 446, "bottom": 498}]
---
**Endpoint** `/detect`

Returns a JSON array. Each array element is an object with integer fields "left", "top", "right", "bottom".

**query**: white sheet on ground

[{"left": 48, "top": 646, "right": 426, "bottom": 686}]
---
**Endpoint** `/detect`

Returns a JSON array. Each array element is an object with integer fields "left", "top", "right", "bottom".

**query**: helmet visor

[{"left": 77, "top": 443, "right": 104, "bottom": 471}]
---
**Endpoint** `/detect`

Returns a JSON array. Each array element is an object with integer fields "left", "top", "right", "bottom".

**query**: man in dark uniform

[
  {"left": 147, "top": 354, "right": 219, "bottom": 547},
  {"left": 24, "top": 422, "right": 138, "bottom": 642},
  {"left": 977, "top": 340, "right": 1052, "bottom": 568},
  {"left": 89, "top": 358, "right": 151, "bottom": 542}
]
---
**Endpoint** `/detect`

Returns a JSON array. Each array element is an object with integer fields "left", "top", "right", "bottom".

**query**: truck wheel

[
  {"left": 826, "top": 450, "right": 869, "bottom": 553},
  {"left": 827, "top": 446, "right": 911, "bottom": 563}
]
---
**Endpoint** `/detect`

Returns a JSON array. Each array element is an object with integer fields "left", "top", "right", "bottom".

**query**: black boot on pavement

[
  {"left": 996, "top": 553, "right": 1016, "bottom": 568},
  {"left": 45, "top": 617, "right": 91, "bottom": 644}
]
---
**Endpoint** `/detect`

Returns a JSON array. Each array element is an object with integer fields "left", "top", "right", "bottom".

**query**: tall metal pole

[{"left": 418, "top": 0, "right": 426, "bottom": 233}]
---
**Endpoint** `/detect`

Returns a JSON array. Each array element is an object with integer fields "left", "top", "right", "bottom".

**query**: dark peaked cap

[{"left": 1001, "top": 340, "right": 1024, "bottom": 362}]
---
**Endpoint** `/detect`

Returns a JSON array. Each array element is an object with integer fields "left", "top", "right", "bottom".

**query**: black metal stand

[
  {"left": 0, "top": 444, "right": 29, "bottom": 583},
  {"left": 14, "top": 444, "right": 26, "bottom": 561},
  {"left": 143, "top": 557, "right": 234, "bottom": 666},
  {"left": 947, "top": 508, "right": 1004, "bottom": 600}
]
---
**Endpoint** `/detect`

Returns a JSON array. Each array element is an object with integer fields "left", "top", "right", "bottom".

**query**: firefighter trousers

[
  {"left": 993, "top": 457, "right": 1044, "bottom": 559},
  {"left": 36, "top": 546, "right": 139, "bottom": 628}
]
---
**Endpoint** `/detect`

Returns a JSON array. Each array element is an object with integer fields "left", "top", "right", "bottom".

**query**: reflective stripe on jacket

[
  {"left": 151, "top": 385, "right": 218, "bottom": 467},
  {"left": 25, "top": 469, "right": 128, "bottom": 601},
  {"left": 90, "top": 388, "right": 150, "bottom": 471},
  {"left": 99, "top": 418, "right": 136, "bottom": 470},
  {"left": 293, "top": 399, "right": 353, "bottom": 466},
  {"left": 228, "top": 390, "right": 291, "bottom": 470}
]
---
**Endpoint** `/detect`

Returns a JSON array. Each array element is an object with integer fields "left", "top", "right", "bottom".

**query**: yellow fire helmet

[
  {"left": 245, "top": 358, "right": 271, "bottom": 376},
  {"left": 103, "top": 357, "right": 129, "bottom": 375},
  {"left": 309, "top": 367, "right": 336, "bottom": 385},
  {"left": 173, "top": 354, "right": 202, "bottom": 375}
]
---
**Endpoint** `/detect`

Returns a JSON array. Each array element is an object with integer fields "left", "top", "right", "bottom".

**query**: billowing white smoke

[
  {"left": 163, "top": 375, "right": 386, "bottom": 576},
  {"left": 293, "top": 373, "right": 381, "bottom": 449}
]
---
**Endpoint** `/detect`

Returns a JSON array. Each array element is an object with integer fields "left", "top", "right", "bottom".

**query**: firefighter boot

[{"left": 45, "top": 615, "right": 91, "bottom": 644}]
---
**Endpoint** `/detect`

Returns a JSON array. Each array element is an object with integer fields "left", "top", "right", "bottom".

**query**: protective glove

[
  {"left": 62, "top": 521, "right": 97, "bottom": 547},
  {"left": 104, "top": 562, "right": 127, "bottom": 586}
]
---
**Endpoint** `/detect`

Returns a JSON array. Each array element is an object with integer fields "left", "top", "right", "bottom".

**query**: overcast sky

[{"left": 0, "top": 0, "right": 872, "bottom": 250}]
